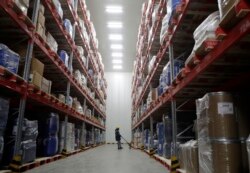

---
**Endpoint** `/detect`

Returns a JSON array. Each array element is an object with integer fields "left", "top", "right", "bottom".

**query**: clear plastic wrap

[
  {"left": 160, "top": 0, "right": 172, "bottom": 45},
  {"left": 193, "top": 11, "right": 220, "bottom": 51},
  {"left": 0, "top": 97, "right": 9, "bottom": 134},
  {"left": 217, "top": 0, "right": 237, "bottom": 19},
  {"left": 196, "top": 92, "right": 242, "bottom": 173}
]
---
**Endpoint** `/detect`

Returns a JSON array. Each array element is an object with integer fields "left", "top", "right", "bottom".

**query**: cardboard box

[
  {"left": 37, "top": 11, "right": 45, "bottom": 27},
  {"left": 58, "top": 94, "right": 65, "bottom": 103},
  {"left": 41, "top": 77, "right": 52, "bottom": 94},
  {"left": 29, "top": 71, "right": 42, "bottom": 88},
  {"left": 36, "top": 23, "right": 45, "bottom": 37},
  {"left": 151, "top": 88, "right": 158, "bottom": 100},
  {"left": 39, "top": 4, "right": 45, "bottom": 15},
  {"left": 46, "top": 32, "right": 58, "bottom": 53},
  {"left": 30, "top": 58, "right": 44, "bottom": 76}
]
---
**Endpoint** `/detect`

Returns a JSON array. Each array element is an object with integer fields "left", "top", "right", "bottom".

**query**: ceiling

[{"left": 86, "top": 0, "right": 146, "bottom": 72}]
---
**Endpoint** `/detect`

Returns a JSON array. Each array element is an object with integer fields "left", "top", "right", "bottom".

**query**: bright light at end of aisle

[
  {"left": 113, "top": 65, "right": 123, "bottom": 70},
  {"left": 107, "top": 22, "right": 123, "bottom": 28},
  {"left": 111, "top": 44, "right": 123, "bottom": 50},
  {"left": 109, "top": 34, "right": 123, "bottom": 41},
  {"left": 106, "top": 6, "right": 123, "bottom": 13},
  {"left": 112, "top": 59, "right": 123, "bottom": 64},
  {"left": 112, "top": 52, "right": 123, "bottom": 58}
]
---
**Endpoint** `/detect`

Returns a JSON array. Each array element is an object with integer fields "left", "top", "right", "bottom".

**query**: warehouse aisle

[{"left": 26, "top": 145, "right": 167, "bottom": 173}]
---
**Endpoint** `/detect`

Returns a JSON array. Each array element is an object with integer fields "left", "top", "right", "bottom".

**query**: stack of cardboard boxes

[
  {"left": 29, "top": 58, "right": 52, "bottom": 94},
  {"left": 36, "top": 4, "right": 47, "bottom": 41}
]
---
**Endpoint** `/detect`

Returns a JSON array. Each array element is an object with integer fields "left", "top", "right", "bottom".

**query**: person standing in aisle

[{"left": 115, "top": 128, "right": 123, "bottom": 150}]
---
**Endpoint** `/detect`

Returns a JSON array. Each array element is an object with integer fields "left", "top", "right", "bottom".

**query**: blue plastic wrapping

[
  {"left": 0, "top": 44, "right": 20, "bottom": 73},
  {"left": 164, "top": 116, "right": 172, "bottom": 142},
  {"left": 63, "top": 19, "right": 73, "bottom": 38},
  {"left": 58, "top": 50, "right": 69, "bottom": 67},
  {"left": 144, "top": 129, "right": 149, "bottom": 146},
  {"left": 164, "top": 142, "right": 172, "bottom": 158},
  {"left": 46, "top": 113, "right": 59, "bottom": 135},
  {"left": 158, "top": 140, "right": 164, "bottom": 156},
  {"left": 20, "top": 140, "right": 37, "bottom": 164},
  {"left": 157, "top": 122, "right": 165, "bottom": 143},
  {"left": 0, "top": 97, "right": 9, "bottom": 134},
  {"left": 172, "top": 0, "right": 181, "bottom": 11},
  {"left": 42, "top": 135, "right": 58, "bottom": 156}
]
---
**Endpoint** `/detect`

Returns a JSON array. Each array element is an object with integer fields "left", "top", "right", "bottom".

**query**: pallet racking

[
  {"left": 0, "top": 0, "right": 106, "bottom": 170},
  {"left": 131, "top": 0, "right": 250, "bottom": 171}
]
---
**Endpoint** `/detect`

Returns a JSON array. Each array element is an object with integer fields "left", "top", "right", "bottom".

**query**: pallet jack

[{"left": 121, "top": 135, "right": 133, "bottom": 149}]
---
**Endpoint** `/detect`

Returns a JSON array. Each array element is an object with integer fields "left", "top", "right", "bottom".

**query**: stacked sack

[
  {"left": 59, "top": 122, "right": 75, "bottom": 152},
  {"left": 37, "top": 113, "right": 59, "bottom": 157},
  {"left": 0, "top": 97, "right": 9, "bottom": 165}
]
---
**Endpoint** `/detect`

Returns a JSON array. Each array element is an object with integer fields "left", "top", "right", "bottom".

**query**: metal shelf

[
  {"left": 132, "top": 0, "right": 250, "bottom": 129},
  {"left": 59, "top": 0, "right": 106, "bottom": 105},
  {"left": 0, "top": 0, "right": 105, "bottom": 128}
]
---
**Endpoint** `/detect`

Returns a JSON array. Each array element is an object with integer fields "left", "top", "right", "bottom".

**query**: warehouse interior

[{"left": 0, "top": 0, "right": 250, "bottom": 173}]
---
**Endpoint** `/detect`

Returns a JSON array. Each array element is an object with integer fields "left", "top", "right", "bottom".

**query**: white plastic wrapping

[
  {"left": 217, "top": 0, "right": 237, "bottom": 19},
  {"left": 148, "top": 55, "right": 156, "bottom": 73},
  {"left": 193, "top": 11, "right": 220, "bottom": 51},
  {"left": 160, "top": 0, "right": 172, "bottom": 45}
]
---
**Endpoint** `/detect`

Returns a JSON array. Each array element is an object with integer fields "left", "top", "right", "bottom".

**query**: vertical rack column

[
  {"left": 169, "top": 43, "right": 177, "bottom": 156},
  {"left": 63, "top": 22, "right": 76, "bottom": 153},
  {"left": 13, "top": 0, "right": 40, "bottom": 157}
]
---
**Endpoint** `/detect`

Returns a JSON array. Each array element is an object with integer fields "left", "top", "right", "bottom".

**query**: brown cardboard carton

[
  {"left": 58, "top": 94, "right": 65, "bottom": 103},
  {"left": 41, "top": 77, "right": 52, "bottom": 94},
  {"left": 29, "top": 71, "right": 42, "bottom": 88},
  {"left": 151, "top": 88, "right": 158, "bottom": 100},
  {"left": 37, "top": 11, "right": 45, "bottom": 27},
  {"left": 30, "top": 58, "right": 44, "bottom": 76},
  {"left": 36, "top": 23, "right": 44, "bottom": 37}
]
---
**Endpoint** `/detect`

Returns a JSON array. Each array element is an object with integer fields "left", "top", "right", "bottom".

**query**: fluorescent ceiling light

[
  {"left": 106, "top": 6, "right": 123, "bottom": 13},
  {"left": 112, "top": 59, "right": 123, "bottom": 64},
  {"left": 113, "top": 65, "right": 123, "bottom": 69},
  {"left": 109, "top": 34, "right": 123, "bottom": 40},
  {"left": 111, "top": 44, "right": 123, "bottom": 50},
  {"left": 107, "top": 22, "right": 123, "bottom": 28},
  {"left": 112, "top": 52, "right": 123, "bottom": 57}
]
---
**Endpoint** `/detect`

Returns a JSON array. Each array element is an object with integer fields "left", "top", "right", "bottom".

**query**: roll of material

[
  {"left": 196, "top": 92, "right": 239, "bottom": 139},
  {"left": 212, "top": 140, "right": 241, "bottom": 173}
]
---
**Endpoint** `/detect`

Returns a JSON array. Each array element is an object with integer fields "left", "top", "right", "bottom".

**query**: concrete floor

[{"left": 26, "top": 145, "right": 168, "bottom": 173}]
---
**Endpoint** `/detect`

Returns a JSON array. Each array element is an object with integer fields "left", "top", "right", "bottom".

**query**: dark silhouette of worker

[{"left": 115, "top": 128, "right": 123, "bottom": 150}]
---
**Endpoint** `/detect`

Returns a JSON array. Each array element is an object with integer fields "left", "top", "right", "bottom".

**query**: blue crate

[
  {"left": 42, "top": 135, "right": 58, "bottom": 157},
  {"left": 58, "top": 50, "right": 69, "bottom": 67},
  {"left": 0, "top": 44, "right": 19, "bottom": 74}
]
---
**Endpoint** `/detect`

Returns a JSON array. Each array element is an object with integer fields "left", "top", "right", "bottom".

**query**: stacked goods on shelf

[
  {"left": 14, "top": 0, "right": 30, "bottom": 15},
  {"left": 75, "top": 128, "right": 80, "bottom": 149},
  {"left": 133, "top": 130, "right": 143, "bottom": 148},
  {"left": 196, "top": 92, "right": 248, "bottom": 173},
  {"left": 72, "top": 98, "right": 84, "bottom": 114},
  {"left": 144, "top": 129, "right": 150, "bottom": 149},
  {"left": 46, "top": 32, "right": 58, "bottom": 53},
  {"left": 0, "top": 97, "right": 9, "bottom": 164},
  {"left": 36, "top": 3, "right": 46, "bottom": 40},
  {"left": 163, "top": 115, "right": 172, "bottom": 159},
  {"left": 80, "top": 126, "right": 86, "bottom": 148},
  {"left": 160, "top": 0, "right": 172, "bottom": 45},
  {"left": 51, "top": 0, "right": 63, "bottom": 19},
  {"left": 0, "top": 44, "right": 20, "bottom": 74},
  {"left": 37, "top": 113, "right": 59, "bottom": 157},
  {"left": 156, "top": 122, "right": 164, "bottom": 156},
  {"left": 86, "top": 131, "right": 93, "bottom": 146},
  {"left": 185, "top": 12, "right": 220, "bottom": 66},
  {"left": 179, "top": 140, "right": 199, "bottom": 173},
  {"left": 63, "top": 19, "right": 73, "bottom": 38},
  {"left": 58, "top": 50, "right": 69, "bottom": 68},
  {"left": 4, "top": 118, "right": 38, "bottom": 165},
  {"left": 59, "top": 122, "right": 75, "bottom": 152}
]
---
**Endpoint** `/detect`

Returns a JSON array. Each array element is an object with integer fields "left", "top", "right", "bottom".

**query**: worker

[{"left": 115, "top": 127, "right": 123, "bottom": 150}]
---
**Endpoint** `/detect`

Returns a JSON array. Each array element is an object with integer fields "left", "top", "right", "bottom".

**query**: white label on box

[{"left": 218, "top": 102, "right": 234, "bottom": 115}]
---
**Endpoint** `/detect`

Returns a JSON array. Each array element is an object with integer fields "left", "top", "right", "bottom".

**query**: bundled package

[
  {"left": 58, "top": 50, "right": 69, "bottom": 67},
  {"left": 217, "top": 0, "right": 237, "bottom": 20},
  {"left": 77, "top": 46, "right": 84, "bottom": 57},
  {"left": 196, "top": 92, "right": 242, "bottom": 173},
  {"left": 157, "top": 122, "right": 164, "bottom": 156},
  {"left": 52, "top": 0, "right": 63, "bottom": 19},
  {"left": 0, "top": 44, "right": 20, "bottom": 74},
  {"left": 160, "top": 0, "right": 172, "bottom": 45},
  {"left": 63, "top": 19, "right": 73, "bottom": 38},
  {"left": 14, "top": 0, "right": 29, "bottom": 15},
  {"left": 46, "top": 32, "right": 58, "bottom": 53}
]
